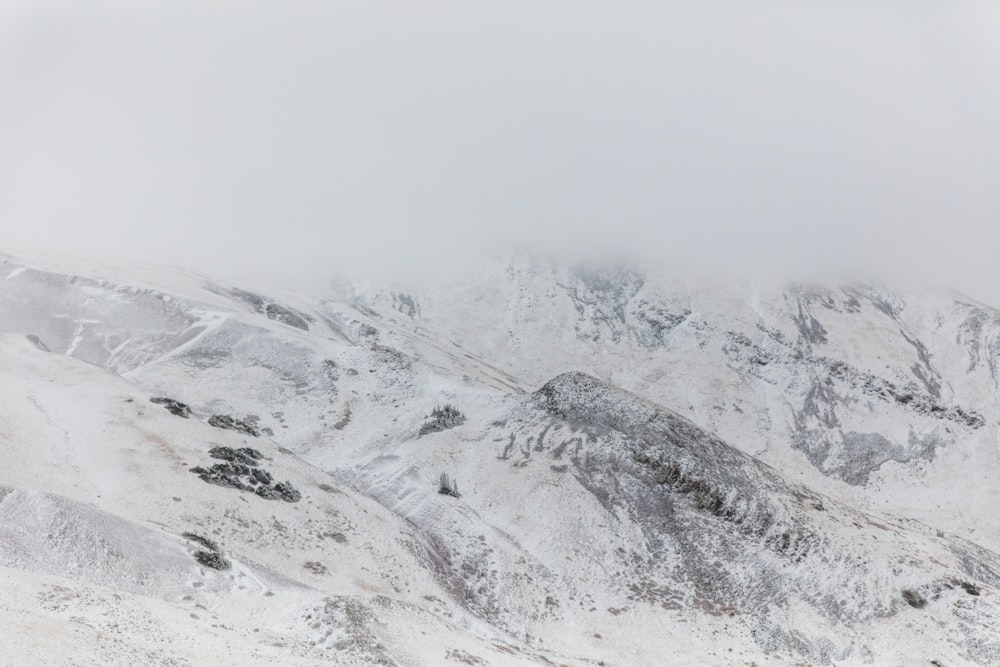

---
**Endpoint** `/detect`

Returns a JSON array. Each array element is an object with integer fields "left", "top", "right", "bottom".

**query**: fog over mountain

[{"left": 4, "top": 1, "right": 1000, "bottom": 301}]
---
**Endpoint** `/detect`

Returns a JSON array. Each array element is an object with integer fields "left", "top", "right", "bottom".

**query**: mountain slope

[
  {"left": 346, "top": 371, "right": 1000, "bottom": 665},
  {"left": 0, "top": 332, "right": 558, "bottom": 666},
  {"left": 3, "top": 250, "right": 1000, "bottom": 664},
  {"left": 344, "top": 256, "right": 1000, "bottom": 551}
]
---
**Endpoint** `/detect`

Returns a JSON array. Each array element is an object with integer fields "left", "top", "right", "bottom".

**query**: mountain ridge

[{"left": 3, "top": 250, "right": 1000, "bottom": 664}]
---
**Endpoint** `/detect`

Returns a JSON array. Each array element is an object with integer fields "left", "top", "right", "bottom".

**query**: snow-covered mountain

[{"left": 2, "top": 250, "right": 1000, "bottom": 665}]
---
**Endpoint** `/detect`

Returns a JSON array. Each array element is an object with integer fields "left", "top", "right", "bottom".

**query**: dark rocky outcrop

[
  {"left": 901, "top": 589, "right": 926, "bottom": 609},
  {"left": 182, "top": 532, "right": 231, "bottom": 570},
  {"left": 208, "top": 446, "right": 263, "bottom": 466},
  {"left": 150, "top": 397, "right": 192, "bottom": 418},
  {"left": 273, "top": 482, "right": 302, "bottom": 502},
  {"left": 264, "top": 303, "right": 310, "bottom": 331},
  {"left": 190, "top": 446, "right": 299, "bottom": 502},
  {"left": 208, "top": 414, "right": 260, "bottom": 437},
  {"left": 219, "top": 287, "right": 312, "bottom": 330}
]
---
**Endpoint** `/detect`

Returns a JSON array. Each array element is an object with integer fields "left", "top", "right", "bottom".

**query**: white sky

[{"left": 3, "top": 1, "right": 1000, "bottom": 302}]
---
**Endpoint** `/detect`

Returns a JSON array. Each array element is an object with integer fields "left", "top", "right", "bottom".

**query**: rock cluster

[
  {"left": 190, "top": 446, "right": 301, "bottom": 502},
  {"left": 207, "top": 414, "right": 261, "bottom": 437},
  {"left": 181, "top": 532, "right": 232, "bottom": 571},
  {"left": 149, "top": 397, "right": 191, "bottom": 418}
]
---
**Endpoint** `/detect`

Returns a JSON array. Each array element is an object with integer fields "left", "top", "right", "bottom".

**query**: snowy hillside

[
  {"left": 346, "top": 256, "right": 1000, "bottom": 552},
  {"left": 2, "top": 250, "right": 1000, "bottom": 665}
]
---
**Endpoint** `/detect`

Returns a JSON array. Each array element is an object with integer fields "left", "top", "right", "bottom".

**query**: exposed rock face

[
  {"left": 224, "top": 287, "right": 312, "bottom": 330},
  {"left": 350, "top": 260, "right": 998, "bottom": 488},
  {"left": 496, "top": 373, "right": 1000, "bottom": 663}
]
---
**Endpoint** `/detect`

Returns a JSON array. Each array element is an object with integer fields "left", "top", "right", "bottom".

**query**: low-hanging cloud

[{"left": 3, "top": 1, "right": 1000, "bottom": 302}]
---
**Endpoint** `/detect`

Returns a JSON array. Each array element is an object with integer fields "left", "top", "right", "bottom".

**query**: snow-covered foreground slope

[
  {"left": 3, "top": 250, "right": 1000, "bottom": 665},
  {"left": 0, "top": 333, "right": 557, "bottom": 666}
]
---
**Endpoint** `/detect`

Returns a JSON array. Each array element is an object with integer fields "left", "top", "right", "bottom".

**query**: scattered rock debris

[
  {"left": 304, "top": 561, "right": 328, "bottom": 575},
  {"left": 149, "top": 398, "right": 264, "bottom": 439}
]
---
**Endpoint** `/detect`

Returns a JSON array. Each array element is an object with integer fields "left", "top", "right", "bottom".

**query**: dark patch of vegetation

[
  {"left": 150, "top": 397, "right": 191, "bottom": 418},
  {"left": 955, "top": 579, "right": 981, "bottom": 596},
  {"left": 275, "top": 481, "right": 302, "bottom": 502},
  {"left": 264, "top": 302, "right": 310, "bottom": 330},
  {"left": 304, "top": 561, "right": 327, "bottom": 575},
  {"left": 438, "top": 472, "right": 461, "bottom": 498},
  {"left": 254, "top": 481, "right": 302, "bottom": 502},
  {"left": 902, "top": 588, "right": 927, "bottom": 608},
  {"left": 228, "top": 288, "right": 311, "bottom": 330},
  {"left": 191, "top": 463, "right": 252, "bottom": 489},
  {"left": 181, "top": 532, "right": 220, "bottom": 552},
  {"left": 333, "top": 407, "right": 352, "bottom": 430},
  {"left": 183, "top": 532, "right": 231, "bottom": 571},
  {"left": 419, "top": 405, "right": 466, "bottom": 436},
  {"left": 194, "top": 550, "right": 231, "bottom": 570},
  {"left": 208, "top": 414, "right": 261, "bottom": 437},
  {"left": 254, "top": 484, "right": 276, "bottom": 499},
  {"left": 190, "top": 446, "right": 300, "bottom": 502},
  {"left": 208, "top": 446, "right": 263, "bottom": 466},
  {"left": 357, "top": 323, "right": 379, "bottom": 339},
  {"left": 251, "top": 467, "right": 273, "bottom": 485}
]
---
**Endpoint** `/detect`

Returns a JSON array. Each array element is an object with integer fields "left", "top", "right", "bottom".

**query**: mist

[{"left": 3, "top": 1, "right": 1000, "bottom": 302}]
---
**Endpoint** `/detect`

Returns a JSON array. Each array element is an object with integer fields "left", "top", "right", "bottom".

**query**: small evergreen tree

[
  {"left": 420, "top": 404, "right": 466, "bottom": 436},
  {"left": 438, "top": 472, "right": 460, "bottom": 497}
]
